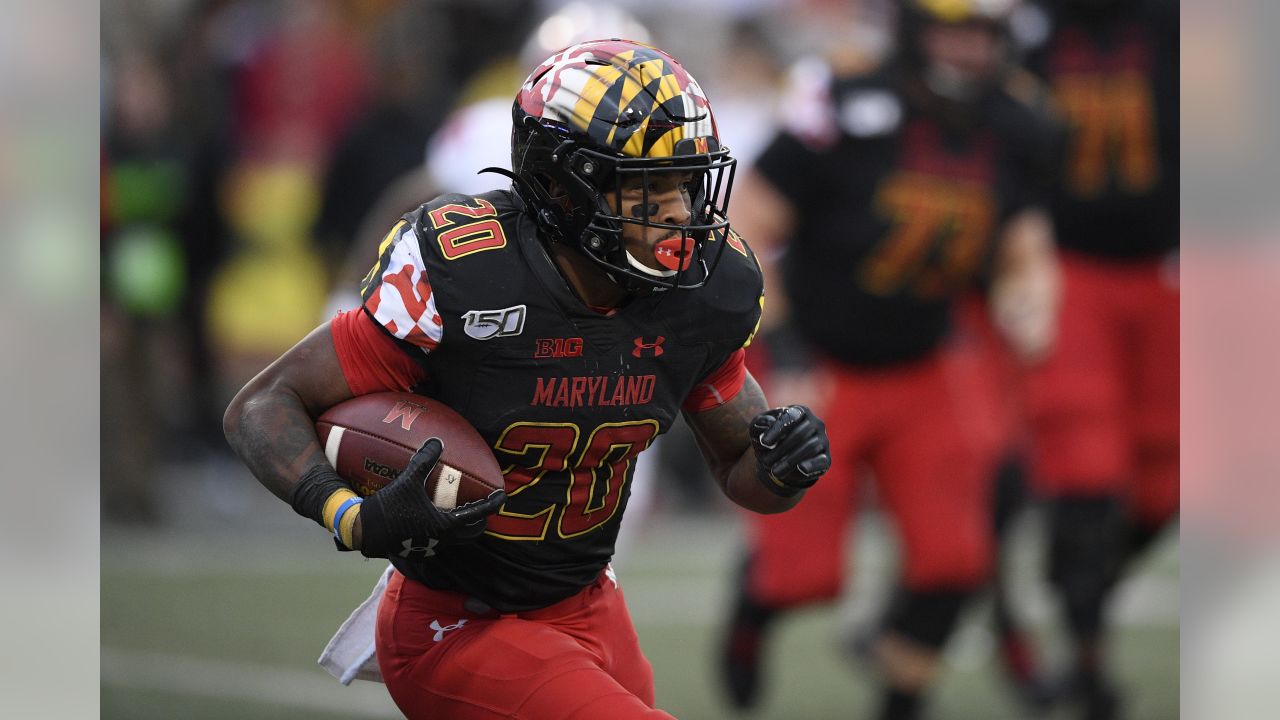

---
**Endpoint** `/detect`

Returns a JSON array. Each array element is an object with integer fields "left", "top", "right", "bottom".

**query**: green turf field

[{"left": 102, "top": 507, "right": 1177, "bottom": 720}]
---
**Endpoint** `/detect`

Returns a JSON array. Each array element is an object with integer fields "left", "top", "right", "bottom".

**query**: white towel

[{"left": 318, "top": 564, "right": 394, "bottom": 685}]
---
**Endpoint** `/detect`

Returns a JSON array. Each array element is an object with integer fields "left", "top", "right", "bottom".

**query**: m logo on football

[
  {"left": 382, "top": 400, "right": 425, "bottom": 430},
  {"left": 463, "top": 304, "right": 526, "bottom": 340},
  {"left": 632, "top": 336, "right": 665, "bottom": 358}
]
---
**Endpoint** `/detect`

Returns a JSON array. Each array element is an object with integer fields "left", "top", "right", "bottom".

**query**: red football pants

[
  {"left": 376, "top": 569, "right": 672, "bottom": 720},
  {"left": 952, "top": 293, "right": 1032, "bottom": 459},
  {"left": 1026, "top": 253, "right": 1179, "bottom": 526},
  {"left": 747, "top": 348, "right": 997, "bottom": 607}
]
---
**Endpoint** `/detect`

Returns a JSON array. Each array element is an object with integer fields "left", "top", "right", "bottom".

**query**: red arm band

[
  {"left": 683, "top": 348, "right": 748, "bottom": 412},
  {"left": 330, "top": 309, "right": 429, "bottom": 395}
]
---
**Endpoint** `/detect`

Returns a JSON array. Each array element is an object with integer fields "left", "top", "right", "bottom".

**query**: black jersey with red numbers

[
  {"left": 357, "top": 190, "right": 763, "bottom": 611},
  {"left": 1021, "top": 0, "right": 1178, "bottom": 259},
  {"left": 755, "top": 64, "right": 1060, "bottom": 366}
]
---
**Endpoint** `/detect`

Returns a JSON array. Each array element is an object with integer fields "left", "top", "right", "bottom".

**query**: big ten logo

[
  {"left": 383, "top": 400, "right": 428, "bottom": 431},
  {"left": 534, "top": 337, "right": 584, "bottom": 359}
]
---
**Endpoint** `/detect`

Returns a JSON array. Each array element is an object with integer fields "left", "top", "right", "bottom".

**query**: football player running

[
  {"left": 224, "top": 39, "right": 830, "bottom": 720},
  {"left": 717, "top": 2, "right": 1062, "bottom": 719},
  {"left": 1017, "top": 1, "right": 1179, "bottom": 717}
]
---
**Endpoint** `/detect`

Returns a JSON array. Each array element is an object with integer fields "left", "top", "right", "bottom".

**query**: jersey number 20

[{"left": 486, "top": 420, "right": 660, "bottom": 541}]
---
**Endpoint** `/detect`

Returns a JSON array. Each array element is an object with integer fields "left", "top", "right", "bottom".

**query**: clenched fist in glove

[
  {"left": 359, "top": 438, "right": 506, "bottom": 559},
  {"left": 749, "top": 405, "right": 831, "bottom": 497}
]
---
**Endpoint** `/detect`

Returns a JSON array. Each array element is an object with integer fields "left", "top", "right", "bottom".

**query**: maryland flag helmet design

[{"left": 510, "top": 39, "right": 736, "bottom": 292}]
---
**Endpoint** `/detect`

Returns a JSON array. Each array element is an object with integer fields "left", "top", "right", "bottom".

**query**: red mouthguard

[{"left": 654, "top": 236, "right": 694, "bottom": 271}]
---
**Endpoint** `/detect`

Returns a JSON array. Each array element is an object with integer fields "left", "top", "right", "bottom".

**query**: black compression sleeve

[{"left": 289, "top": 465, "right": 352, "bottom": 527}]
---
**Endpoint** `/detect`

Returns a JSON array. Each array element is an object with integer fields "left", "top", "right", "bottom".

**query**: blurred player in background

[
  {"left": 1014, "top": 1, "right": 1179, "bottom": 717},
  {"left": 224, "top": 39, "right": 830, "bottom": 719},
  {"left": 718, "top": 1, "right": 1062, "bottom": 718}
]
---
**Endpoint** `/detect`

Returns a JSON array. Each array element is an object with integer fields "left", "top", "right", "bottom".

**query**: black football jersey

[
  {"left": 755, "top": 64, "right": 1060, "bottom": 366},
  {"left": 359, "top": 190, "right": 763, "bottom": 611},
  {"left": 1021, "top": 0, "right": 1178, "bottom": 259}
]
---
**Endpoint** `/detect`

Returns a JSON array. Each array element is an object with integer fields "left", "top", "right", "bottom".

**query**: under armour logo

[
  {"left": 632, "top": 336, "right": 665, "bottom": 358},
  {"left": 398, "top": 537, "right": 438, "bottom": 558},
  {"left": 430, "top": 618, "right": 468, "bottom": 642}
]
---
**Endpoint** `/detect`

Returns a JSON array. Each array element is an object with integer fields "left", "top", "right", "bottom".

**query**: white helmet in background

[
  {"left": 520, "top": 2, "right": 652, "bottom": 69},
  {"left": 425, "top": 2, "right": 652, "bottom": 196}
]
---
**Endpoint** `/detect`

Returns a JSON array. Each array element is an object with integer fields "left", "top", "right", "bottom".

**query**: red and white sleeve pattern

[
  {"left": 331, "top": 309, "right": 428, "bottom": 395},
  {"left": 362, "top": 222, "right": 444, "bottom": 353}
]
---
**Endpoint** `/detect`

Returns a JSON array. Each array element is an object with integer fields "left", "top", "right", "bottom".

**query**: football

[{"left": 315, "top": 392, "right": 504, "bottom": 509}]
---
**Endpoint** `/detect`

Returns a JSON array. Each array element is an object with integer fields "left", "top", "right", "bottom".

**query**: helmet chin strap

[{"left": 625, "top": 250, "right": 678, "bottom": 278}]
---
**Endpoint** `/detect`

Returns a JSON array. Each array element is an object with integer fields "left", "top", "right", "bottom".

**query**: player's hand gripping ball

[
  {"left": 749, "top": 405, "right": 831, "bottom": 497},
  {"left": 358, "top": 438, "right": 505, "bottom": 559},
  {"left": 316, "top": 392, "right": 506, "bottom": 558},
  {"left": 316, "top": 392, "right": 504, "bottom": 502}
]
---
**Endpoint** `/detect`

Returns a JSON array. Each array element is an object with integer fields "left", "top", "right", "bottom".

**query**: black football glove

[
  {"left": 749, "top": 405, "right": 831, "bottom": 497},
  {"left": 358, "top": 438, "right": 506, "bottom": 559}
]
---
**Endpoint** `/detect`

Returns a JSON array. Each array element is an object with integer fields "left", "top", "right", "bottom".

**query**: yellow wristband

[
  {"left": 321, "top": 488, "right": 360, "bottom": 533},
  {"left": 336, "top": 502, "right": 362, "bottom": 549}
]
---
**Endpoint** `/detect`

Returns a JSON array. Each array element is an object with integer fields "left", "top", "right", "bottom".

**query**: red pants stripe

[{"left": 377, "top": 569, "right": 672, "bottom": 719}]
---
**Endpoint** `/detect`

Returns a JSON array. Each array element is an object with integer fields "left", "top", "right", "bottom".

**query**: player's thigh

[
  {"left": 873, "top": 367, "right": 994, "bottom": 588},
  {"left": 747, "top": 366, "right": 867, "bottom": 606},
  {"left": 1027, "top": 257, "right": 1129, "bottom": 491},
  {"left": 746, "top": 460, "right": 860, "bottom": 605},
  {"left": 949, "top": 295, "right": 1027, "bottom": 460},
  {"left": 586, "top": 577, "right": 658, "bottom": 706},
  {"left": 381, "top": 615, "right": 670, "bottom": 720}
]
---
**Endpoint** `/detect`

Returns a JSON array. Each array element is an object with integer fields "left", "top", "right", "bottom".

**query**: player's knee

[
  {"left": 902, "top": 560, "right": 989, "bottom": 595},
  {"left": 1032, "top": 422, "right": 1129, "bottom": 493},
  {"left": 991, "top": 453, "right": 1031, "bottom": 536},
  {"left": 884, "top": 587, "right": 972, "bottom": 651},
  {"left": 523, "top": 667, "right": 671, "bottom": 720},
  {"left": 754, "top": 567, "right": 843, "bottom": 607},
  {"left": 1135, "top": 455, "right": 1179, "bottom": 528},
  {"left": 1047, "top": 495, "right": 1126, "bottom": 583},
  {"left": 562, "top": 691, "right": 673, "bottom": 720},
  {"left": 750, "top": 550, "right": 844, "bottom": 607},
  {"left": 902, "top": 531, "right": 991, "bottom": 589},
  {"left": 1047, "top": 495, "right": 1126, "bottom": 635},
  {"left": 1135, "top": 493, "right": 1178, "bottom": 531}
]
